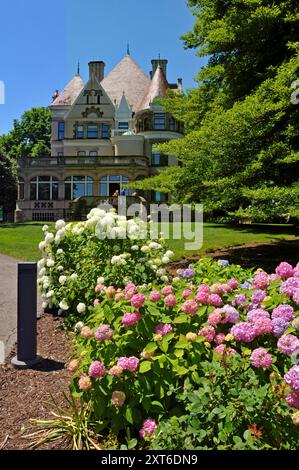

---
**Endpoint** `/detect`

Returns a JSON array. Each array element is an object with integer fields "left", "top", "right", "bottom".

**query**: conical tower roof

[
  {"left": 135, "top": 65, "right": 168, "bottom": 113},
  {"left": 101, "top": 55, "right": 150, "bottom": 111},
  {"left": 51, "top": 74, "right": 84, "bottom": 106}
]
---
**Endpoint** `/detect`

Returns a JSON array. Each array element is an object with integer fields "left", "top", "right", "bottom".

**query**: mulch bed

[
  {"left": 0, "top": 315, "right": 72, "bottom": 450},
  {"left": 0, "top": 237, "right": 298, "bottom": 450}
]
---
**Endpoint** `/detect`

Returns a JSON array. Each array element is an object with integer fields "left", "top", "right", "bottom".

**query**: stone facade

[{"left": 16, "top": 54, "right": 183, "bottom": 222}]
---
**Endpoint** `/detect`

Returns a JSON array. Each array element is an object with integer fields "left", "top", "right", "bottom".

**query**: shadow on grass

[
  {"left": 0, "top": 223, "right": 46, "bottom": 229},
  {"left": 170, "top": 238, "right": 299, "bottom": 274},
  {"left": 204, "top": 223, "right": 298, "bottom": 236}
]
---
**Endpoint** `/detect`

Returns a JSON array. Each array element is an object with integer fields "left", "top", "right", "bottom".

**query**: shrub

[{"left": 65, "top": 257, "right": 299, "bottom": 448}]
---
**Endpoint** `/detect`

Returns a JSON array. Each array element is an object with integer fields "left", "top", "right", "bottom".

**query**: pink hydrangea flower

[
  {"left": 197, "top": 284, "right": 210, "bottom": 293},
  {"left": 182, "top": 289, "right": 193, "bottom": 299},
  {"left": 93, "top": 299, "right": 100, "bottom": 307},
  {"left": 272, "top": 304, "right": 295, "bottom": 322},
  {"left": 208, "top": 310, "right": 222, "bottom": 326},
  {"left": 284, "top": 365, "right": 299, "bottom": 391},
  {"left": 106, "top": 286, "right": 116, "bottom": 298},
  {"left": 95, "top": 283, "right": 105, "bottom": 293},
  {"left": 228, "top": 278, "right": 239, "bottom": 290},
  {"left": 285, "top": 391, "right": 299, "bottom": 409},
  {"left": 215, "top": 344, "right": 237, "bottom": 356},
  {"left": 111, "top": 390, "right": 126, "bottom": 407},
  {"left": 277, "top": 334, "right": 299, "bottom": 355},
  {"left": 253, "top": 272, "right": 270, "bottom": 290},
  {"left": 125, "top": 288, "right": 136, "bottom": 300},
  {"left": 251, "top": 290, "right": 267, "bottom": 304},
  {"left": 115, "top": 292, "right": 124, "bottom": 302},
  {"left": 233, "top": 293, "right": 247, "bottom": 306},
  {"left": 155, "top": 323, "right": 173, "bottom": 336},
  {"left": 198, "top": 326, "right": 215, "bottom": 343},
  {"left": 293, "top": 289, "right": 299, "bottom": 305},
  {"left": 252, "top": 317, "right": 273, "bottom": 336},
  {"left": 280, "top": 277, "right": 299, "bottom": 297},
  {"left": 222, "top": 305, "right": 239, "bottom": 324},
  {"left": 210, "top": 283, "right": 224, "bottom": 294},
  {"left": 122, "top": 312, "right": 141, "bottom": 327},
  {"left": 276, "top": 262, "right": 294, "bottom": 278},
  {"left": 215, "top": 333, "right": 226, "bottom": 344},
  {"left": 247, "top": 308, "right": 270, "bottom": 323},
  {"left": 89, "top": 361, "right": 106, "bottom": 378},
  {"left": 139, "top": 419, "right": 158, "bottom": 439},
  {"left": 95, "top": 324, "right": 114, "bottom": 341},
  {"left": 230, "top": 322, "right": 256, "bottom": 343},
  {"left": 125, "top": 283, "right": 137, "bottom": 294},
  {"left": 208, "top": 294, "right": 223, "bottom": 307},
  {"left": 109, "top": 365, "right": 123, "bottom": 377},
  {"left": 181, "top": 299, "right": 198, "bottom": 315},
  {"left": 164, "top": 294, "right": 176, "bottom": 308},
  {"left": 131, "top": 293, "right": 145, "bottom": 308},
  {"left": 78, "top": 374, "right": 92, "bottom": 392},
  {"left": 269, "top": 273, "right": 280, "bottom": 282},
  {"left": 149, "top": 290, "right": 161, "bottom": 302},
  {"left": 117, "top": 356, "right": 139, "bottom": 372},
  {"left": 250, "top": 347, "right": 272, "bottom": 368},
  {"left": 195, "top": 291, "right": 209, "bottom": 304},
  {"left": 162, "top": 285, "right": 174, "bottom": 296}
]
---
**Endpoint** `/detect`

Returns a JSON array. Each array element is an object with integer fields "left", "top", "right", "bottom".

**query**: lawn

[{"left": 0, "top": 221, "right": 297, "bottom": 261}]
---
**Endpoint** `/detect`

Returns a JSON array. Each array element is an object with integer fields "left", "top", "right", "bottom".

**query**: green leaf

[
  {"left": 127, "top": 438, "right": 138, "bottom": 449},
  {"left": 173, "top": 314, "right": 189, "bottom": 324},
  {"left": 139, "top": 361, "right": 152, "bottom": 373},
  {"left": 125, "top": 407, "right": 134, "bottom": 424}
]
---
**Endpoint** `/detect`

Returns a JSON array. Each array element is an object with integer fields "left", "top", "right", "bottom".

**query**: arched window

[
  {"left": 99, "top": 175, "right": 129, "bottom": 196},
  {"left": 18, "top": 177, "right": 24, "bottom": 200},
  {"left": 65, "top": 176, "right": 93, "bottom": 200},
  {"left": 30, "top": 176, "right": 59, "bottom": 201}
]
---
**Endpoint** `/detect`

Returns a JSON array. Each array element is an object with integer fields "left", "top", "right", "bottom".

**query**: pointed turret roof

[
  {"left": 101, "top": 55, "right": 150, "bottom": 111},
  {"left": 51, "top": 74, "right": 84, "bottom": 106},
  {"left": 136, "top": 65, "right": 169, "bottom": 113}
]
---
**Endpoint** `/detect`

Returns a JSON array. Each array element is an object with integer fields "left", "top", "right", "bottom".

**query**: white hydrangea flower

[
  {"left": 39, "top": 241, "right": 46, "bottom": 251},
  {"left": 46, "top": 259, "right": 55, "bottom": 267},
  {"left": 56, "top": 248, "right": 64, "bottom": 255},
  {"left": 172, "top": 277, "right": 181, "bottom": 283},
  {"left": 55, "top": 220, "right": 66, "bottom": 230},
  {"left": 42, "top": 301, "right": 48, "bottom": 309},
  {"left": 76, "top": 302, "right": 86, "bottom": 314},
  {"left": 156, "top": 268, "right": 166, "bottom": 277},
  {"left": 59, "top": 275, "right": 67, "bottom": 285},
  {"left": 165, "top": 250, "right": 174, "bottom": 258},
  {"left": 42, "top": 225, "right": 49, "bottom": 232},
  {"left": 148, "top": 242, "right": 162, "bottom": 250},
  {"left": 131, "top": 245, "right": 139, "bottom": 251},
  {"left": 162, "top": 256, "right": 170, "bottom": 264},
  {"left": 141, "top": 245, "right": 150, "bottom": 253},
  {"left": 160, "top": 275, "right": 169, "bottom": 282},
  {"left": 46, "top": 290, "right": 54, "bottom": 298},
  {"left": 57, "top": 265, "right": 64, "bottom": 271},
  {"left": 97, "top": 276, "right": 105, "bottom": 285},
  {"left": 70, "top": 273, "right": 78, "bottom": 281},
  {"left": 39, "top": 268, "right": 46, "bottom": 277},
  {"left": 37, "top": 258, "right": 46, "bottom": 269},
  {"left": 74, "top": 321, "right": 84, "bottom": 333},
  {"left": 59, "top": 299, "right": 69, "bottom": 311},
  {"left": 45, "top": 233, "right": 54, "bottom": 244}
]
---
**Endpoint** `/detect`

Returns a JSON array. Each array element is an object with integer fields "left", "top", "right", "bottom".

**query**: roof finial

[
  {"left": 127, "top": 41, "right": 130, "bottom": 55},
  {"left": 77, "top": 60, "right": 80, "bottom": 75}
]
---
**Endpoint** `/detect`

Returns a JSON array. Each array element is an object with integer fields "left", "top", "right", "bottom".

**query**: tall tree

[
  {"left": 0, "top": 151, "right": 17, "bottom": 217},
  {"left": 0, "top": 107, "right": 51, "bottom": 159},
  {"left": 136, "top": 0, "right": 299, "bottom": 222}
]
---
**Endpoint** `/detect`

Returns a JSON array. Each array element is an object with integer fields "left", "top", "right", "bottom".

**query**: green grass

[{"left": 0, "top": 221, "right": 297, "bottom": 262}]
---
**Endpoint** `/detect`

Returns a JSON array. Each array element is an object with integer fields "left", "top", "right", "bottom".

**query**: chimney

[
  {"left": 88, "top": 61, "right": 105, "bottom": 82},
  {"left": 177, "top": 78, "right": 183, "bottom": 93},
  {"left": 151, "top": 59, "right": 168, "bottom": 79}
]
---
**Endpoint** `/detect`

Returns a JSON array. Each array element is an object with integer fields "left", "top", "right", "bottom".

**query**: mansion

[{"left": 16, "top": 53, "right": 183, "bottom": 221}]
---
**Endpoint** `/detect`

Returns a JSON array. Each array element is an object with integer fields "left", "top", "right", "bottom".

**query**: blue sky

[{"left": 0, "top": 0, "right": 206, "bottom": 136}]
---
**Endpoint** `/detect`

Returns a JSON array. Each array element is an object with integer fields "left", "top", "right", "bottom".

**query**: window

[
  {"left": 30, "top": 176, "right": 59, "bottom": 201},
  {"left": 152, "top": 191, "right": 168, "bottom": 203},
  {"left": 32, "top": 212, "right": 55, "bottom": 222},
  {"left": 58, "top": 122, "right": 65, "bottom": 140},
  {"left": 118, "top": 122, "right": 129, "bottom": 130},
  {"left": 99, "top": 175, "right": 129, "bottom": 196},
  {"left": 153, "top": 113, "right": 165, "bottom": 130},
  {"left": 76, "top": 125, "right": 84, "bottom": 139},
  {"left": 151, "top": 151, "right": 168, "bottom": 166},
  {"left": 87, "top": 125, "right": 98, "bottom": 139},
  {"left": 18, "top": 177, "right": 24, "bottom": 200},
  {"left": 65, "top": 176, "right": 93, "bottom": 200},
  {"left": 77, "top": 151, "right": 86, "bottom": 156},
  {"left": 89, "top": 151, "right": 98, "bottom": 156},
  {"left": 101, "top": 124, "right": 110, "bottom": 139}
]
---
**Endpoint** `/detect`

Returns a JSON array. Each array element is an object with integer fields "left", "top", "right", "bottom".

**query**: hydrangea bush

[
  {"left": 37, "top": 209, "right": 174, "bottom": 324},
  {"left": 67, "top": 257, "right": 299, "bottom": 449}
]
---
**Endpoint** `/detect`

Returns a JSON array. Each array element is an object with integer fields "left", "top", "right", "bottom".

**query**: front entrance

[
  {"left": 109, "top": 183, "right": 120, "bottom": 196},
  {"left": 100, "top": 176, "right": 129, "bottom": 196}
]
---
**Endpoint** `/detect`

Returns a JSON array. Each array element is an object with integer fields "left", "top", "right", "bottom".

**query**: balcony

[{"left": 18, "top": 155, "right": 148, "bottom": 168}]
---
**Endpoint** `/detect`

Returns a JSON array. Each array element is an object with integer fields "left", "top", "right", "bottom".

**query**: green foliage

[
  {"left": 151, "top": 357, "right": 299, "bottom": 450},
  {"left": 0, "top": 151, "right": 17, "bottom": 215},
  {"left": 0, "top": 107, "right": 51, "bottom": 158},
  {"left": 136, "top": 1, "right": 299, "bottom": 222}
]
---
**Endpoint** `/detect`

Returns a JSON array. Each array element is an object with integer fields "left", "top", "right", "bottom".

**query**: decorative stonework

[{"left": 81, "top": 106, "right": 104, "bottom": 118}]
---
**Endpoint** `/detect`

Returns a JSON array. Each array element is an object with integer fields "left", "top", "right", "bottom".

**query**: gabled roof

[
  {"left": 101, "top": 55, "right": 150, "bottom": 111},
  {"left": 51, "top": 74, "right": 84, "bottom": 107},
  {"left": 135, "top": 66, "right": 169, "bottom": 113}
]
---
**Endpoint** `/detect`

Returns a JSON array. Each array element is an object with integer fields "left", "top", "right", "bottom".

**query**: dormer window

[
  {"left": 87, "top": 125, "right": 98, "bottom": 139},
  {"left": 153, "top": 113, "right": 165, "bottom": 130}
]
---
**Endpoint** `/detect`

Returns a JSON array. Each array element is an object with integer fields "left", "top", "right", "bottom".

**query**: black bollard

[{"left": 11, "top": 262, "right": 42, "bottom": 369}]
